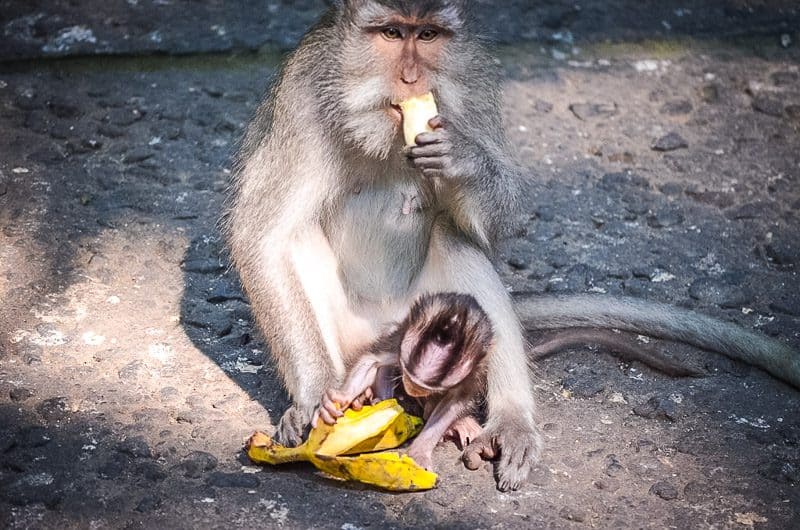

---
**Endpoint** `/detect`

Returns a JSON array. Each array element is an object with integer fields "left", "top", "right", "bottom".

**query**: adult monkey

[{"left": 226, "top": 0, "right": 799, "bottom": 491}]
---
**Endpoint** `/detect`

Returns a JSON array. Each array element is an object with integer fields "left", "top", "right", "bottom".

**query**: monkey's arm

[
  {"left": 409, "top": 116, "right": 524, "bottom": 250},
  {"left": 407, "top": 389, "right": 475, "bottom": 470},
  {"left": 314, "top": 351, "right": 397, "bottom": 426}
]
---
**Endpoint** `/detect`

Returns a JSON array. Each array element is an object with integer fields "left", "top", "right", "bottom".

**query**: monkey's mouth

[
  {"left": 387, "top": 103, "right": 403, "bottom": 123},
  {"left": 401, "top": 371, "right": 432, "bottom": 398}
]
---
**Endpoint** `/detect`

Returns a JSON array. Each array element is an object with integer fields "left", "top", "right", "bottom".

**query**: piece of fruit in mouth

[{"left": 394, "top": 92, "right": 438, "bottom": 146}]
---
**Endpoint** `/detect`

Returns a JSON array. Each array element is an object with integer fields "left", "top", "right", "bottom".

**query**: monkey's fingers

[
  {"left": 413, "top": 131, "right": 446, "bottom": 147},
  {"left": 461, "top": 433, "right": 498, "bottom": 470},
  {"left": 318, "top": 406, "right": 340, "bottom": 425},
  {"left": 428, "top": 115, "right": 445, "bottom": 130},
  {"left": 350, "top": 387, "right": 374, "bottom": 411}
]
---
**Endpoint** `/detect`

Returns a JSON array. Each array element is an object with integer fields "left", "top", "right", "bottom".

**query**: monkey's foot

[
  {"left": 443, "top": 415, "right": 483, "bottom": 450},
  {"left": 462, "top": 419, "right": 542, "bottom": 492},
  {"left": 406, "top": 446, "right": 434, "bottom": 471},
  {"left": 274, "top": 405, "right": 312, "bottom": 447}
]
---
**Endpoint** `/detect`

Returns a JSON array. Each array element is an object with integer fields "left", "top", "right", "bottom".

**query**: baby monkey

[{"left": 313, "top": 293, "right": 493, "bottom": 470}]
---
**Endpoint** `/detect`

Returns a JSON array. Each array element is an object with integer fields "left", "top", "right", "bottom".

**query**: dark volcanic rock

[
  {"left": 633, "top": 396, "right": 678, "bottom": 421},
  {"left": 9, "top": 387, "right": 34, "bottom": 402},
  {"left": 647, "top": 209, "right": 684, "bottom": 228},
  {"left": 659, "top": 99, "right": 693, "bottom": 115},
  {"left": 599, "top": 171, "right": 650, "bottom": 191},
  {"left": 650, "top": 481, "right": 679, "bottom": 500},
  {"left": 36, "top": 397, "right": 70, "bottom": 422},
  {"left": 174, "top": 451, "right": 219, "bottom": 478},
  {"left": 562, "top": 370, "right": 605, "bottom": 398},
  {"left": 688, "top": 276, "right": 751, "bottom": 308},
  {"left": 116, "top": 436, "right": 153, "bottom": 459},
  {"left": 182, "top": 258, "right": 225, "bottom": 274},
  {"left": 751, "top": 95, "right": 784, "bottom": 117},
  {"left": 651, "top": 132, "right": 688, "bottom": 152},
  {"left": 569, "top": 102, "right": 618, "bottom": 120},
  {"left": 765, "top": 235, "right": 799, "bottom": 266}
]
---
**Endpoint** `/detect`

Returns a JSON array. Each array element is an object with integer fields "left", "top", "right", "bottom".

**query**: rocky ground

[{"left": 1, "top": 1, "right": 799, "bottom": 528}]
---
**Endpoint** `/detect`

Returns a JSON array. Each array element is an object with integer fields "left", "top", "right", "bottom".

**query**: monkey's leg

[
  {"left": 444, "top": 415, "right": 483, "bottom": 450},
  {"left": 250, "top": 227, "right": 373, "bottom": 445},
  {"left": 407, "top": 392, "right": 474, "bottom": 470},
  {"left": 416, "top": 233, "right": 540, "bottom": 491}
]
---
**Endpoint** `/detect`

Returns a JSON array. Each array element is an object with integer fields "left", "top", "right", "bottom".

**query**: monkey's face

[
  {"left": 399, "top": 292, "right": 492, "bottom": 396},
  {"left": 334, "top": 2, "right": 463, "bottom": 158}
]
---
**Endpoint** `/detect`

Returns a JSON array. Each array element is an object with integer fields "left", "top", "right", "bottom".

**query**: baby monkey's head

[{"left": 399, "top": 292, "right": 493, "bottom": 397}]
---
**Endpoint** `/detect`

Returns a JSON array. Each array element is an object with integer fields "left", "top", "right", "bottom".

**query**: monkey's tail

[{"left": 513, "top": 293, "right": 800, "bottom": 389}]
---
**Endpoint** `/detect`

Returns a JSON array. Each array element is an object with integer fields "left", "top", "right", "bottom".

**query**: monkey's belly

[{"left": 326, "top": 182, "right": 434, "bottom": 307}]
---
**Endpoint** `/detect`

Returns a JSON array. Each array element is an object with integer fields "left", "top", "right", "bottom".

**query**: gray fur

[{"left": 515, "top": 293, "right": 800, "bottom": 388}]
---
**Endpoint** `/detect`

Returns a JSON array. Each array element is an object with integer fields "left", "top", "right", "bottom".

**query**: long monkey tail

[{"left": 512, "top": 293, "right": 800, "bottom": 389}]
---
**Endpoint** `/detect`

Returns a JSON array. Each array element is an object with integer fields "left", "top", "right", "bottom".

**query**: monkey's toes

[
  {"left": 274, "top": 405, "right": 311, "bottom": 447},
  {"left": 492, "top": 426, "right": 542, "bottom": 492}
]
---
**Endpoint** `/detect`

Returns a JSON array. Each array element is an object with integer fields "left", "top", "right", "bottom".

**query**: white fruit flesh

[{"left": 397, "top": 93, "right": 438, "bottom": 146}]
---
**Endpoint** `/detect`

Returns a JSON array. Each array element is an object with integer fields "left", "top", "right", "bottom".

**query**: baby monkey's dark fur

[{"left": 314, "top": 293, "right": 493, "bottom": 470}]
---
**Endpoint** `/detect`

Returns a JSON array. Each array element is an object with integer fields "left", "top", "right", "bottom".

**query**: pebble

[
  {"left": 47, "top": 96, "right": 81, "bottom": 118},
  {"left": 659, "top": 99, "right": 693, "bottom": 115},
  {"left": 688, "top": 276, "right": 751, "bottom": 308},
  {"left": 182, "top": 302, "right": 234, "bottom": 337},
  {"left": 700, "top": 83, "right": 720, "bottom": 103},
  {"left": 649, "top": 480, "right": 679, "bottom": 500},
  {"left": 105, "top": 107, "right": 144, "bottom": 126},
  {"left": 136, "top": 462, "right": 167, "bottom": 481},
  {"left": 651, "top": 132, "right": 688, "bottom": 152},
  {"left": 116, "top": 436, "right": 153, "bottom": 458},
  {"left": 770, "top": 71, "right": 799, "bottom": 87},
  {"left": 182, "top": 258, "right": 225, "bottom": 274},
  {"left": 599, "top": 171, "right": 650, "bottom": 191},
  {"left": 10, "top": 387, "right": 34, "bottom": 402},
  {"left": 175, "top": 451, "right": 219, "bottom": 478},
  {"left": 36, "top": 397, "right": 70, "bottom": 421},
  {"left": 633, "top": 396, "right": 678, "bottom": 421},
  {"left": 685, "top": 188, "right": 734, "bottom": 208},
  {"left": 569, "top": 101, "right": 618, "bottom": 120},
  {"left": 559, "top": 506, "right": 587, "bottom": 522},
  {"left": 725, "top": 202, "right": 768, "bottom": 220},
  {"left": 122, "top": 148, "right": 155, "bottom": 164},
  {"left": 205, "top": 471, "right": 260, "bottom": 488},
  {"left": 751, "top": 95, "right": 784, "bottom": 117},
  {"left": 403, "top": 499, "right": 439, "bottom": 526},
  {"left": 647, "top": 209, "right": 684, "bottom": 228},
  {"left": 765, "top": 234, "right": 799, "bottom": 266},
  {"left": 604, "top": 454, "right": 624, "bottom": 477},
  {"left": 136, "top": 494, "right": 162, "bottom": 513},
  {"left": 769, "top": 294, "right": 800, "bottom": 317},
  {"left": 562, "top": 370, "right": 605, "bottom": 398},
  {"left": 118, "top": 360, "right": 146, "bottom": 380}
]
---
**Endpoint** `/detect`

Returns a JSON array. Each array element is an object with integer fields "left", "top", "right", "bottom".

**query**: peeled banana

[
  {"left": 246, "top": 399, "right": 438, "bottom": 491},
  {"left": 396, "top": 92, "right": 438, "bottom": 146}
]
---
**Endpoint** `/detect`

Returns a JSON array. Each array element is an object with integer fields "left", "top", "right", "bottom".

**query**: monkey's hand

[
  {"left": 461, "top": 419, "right": 542, "bottom": 492},
  {"left": 407, "top": 116, "right": 479, "bottom": 181},
  {"left": 312, "top": 387, "right": 375, "bottom": 427}
]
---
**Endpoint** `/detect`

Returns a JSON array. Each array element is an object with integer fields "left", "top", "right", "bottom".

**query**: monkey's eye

[
  {"left": 434, "top": 329, "right": 452, "bottom": 344},
  {"left": 381, "top": 27, "right": 403, "bottom": 40},
  {"left": 418, "top": 28, "right": 439, "bottom": 42}
]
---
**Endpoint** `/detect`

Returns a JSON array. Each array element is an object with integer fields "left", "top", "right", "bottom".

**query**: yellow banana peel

[{"left": 246, "top": 399, "right": 437, "bottom": 491}]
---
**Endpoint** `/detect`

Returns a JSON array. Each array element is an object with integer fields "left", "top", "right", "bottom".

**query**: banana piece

[
  {"left": 246, "top": 399, "right": 436, "bottom": 491},
  {"left": 396, "top": 92, "right": 438, "bottom": 146},
  {"left": 314, "top": 452, "right": 438, "bottom": 492}
]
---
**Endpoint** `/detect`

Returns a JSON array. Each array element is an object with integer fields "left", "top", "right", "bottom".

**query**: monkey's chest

[{"left": 326, "top": 181, "right": 435, "bottom": 302}]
